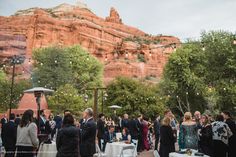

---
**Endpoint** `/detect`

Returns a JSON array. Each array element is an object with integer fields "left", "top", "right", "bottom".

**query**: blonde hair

[
  {"left": 184, "top": 112, "right": 192, "bottom": 121},
  {"left": 161, "top": 117, "right": 171, "bottom": 126}
]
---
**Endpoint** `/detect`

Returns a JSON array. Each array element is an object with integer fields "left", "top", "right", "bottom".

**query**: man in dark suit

[
  {"left": 97, "top": 113, "right": 105, "bottom": 150},
  {"left": 137, "top": 114, "right": 143, "bottom": 152},
  {"left": 128, "top": 116, "right": 139, "bottom": 141},
  {"left": 14, "top": 114, "right": 21, "bottom": 126},
  {"left": 103, "top": 125, "right": 116, "bottom": 151},
  {"left": 154, "top": 115, "right": 161, "bottom": 150},
  {"left": 39, "top": 110, "right": 46, "bottom": 134},
  {"left": 54, "top": 113, "right": 62, "bottom": 130},
  {"left": 80, "top": 108, "right": 97, "bottom": 157},
  {"left": 121, "top": 114, "right": 129, "bottom": 129},
  {"left": 1, "top": 113, "right": 17, "bottom": 157}
]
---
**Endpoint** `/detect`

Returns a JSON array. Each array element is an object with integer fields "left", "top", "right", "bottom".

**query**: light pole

[{"left": 7, "top": 55, "right": 25, "bottom": 119}]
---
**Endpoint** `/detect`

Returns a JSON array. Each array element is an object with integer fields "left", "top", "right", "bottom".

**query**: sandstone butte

[{"left": 0, "top": 2, "right": 181, "bottom": 85}]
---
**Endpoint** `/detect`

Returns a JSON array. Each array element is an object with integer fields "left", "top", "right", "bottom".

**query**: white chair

[
  {"left": 153, "top": 150, "right": 160, "bottom": 157},
  {"left": 119, "top": 145, "right": 135, "bottom": 157},
  {"left": 93, "top": 144, "right": 107, "bottom": 157},
  {"left": 131, "top": 139, "right": 138, "bottom": 152},
  {"left": 100, "top": 139, "right": 105, "bottom": 151}
]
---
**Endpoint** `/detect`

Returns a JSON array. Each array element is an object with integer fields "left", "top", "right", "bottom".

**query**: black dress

[
  {"left": 225, "top": 118, "right": 236, "bottom": 157},
  {"left": 56, "top": 125, "right": 80, "bottom": 157},
  {"left": 159, "top": 125, "right": 175, "bottom": 157},
  {"left": 199, "top": 124, "right": 213, "bottom": 156}
]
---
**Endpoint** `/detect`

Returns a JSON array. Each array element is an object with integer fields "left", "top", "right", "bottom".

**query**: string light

[
  {"left": 149, "top": 52, "right": 152, "bottom": 57},
  {"left": 125, "top": 52, "right": 129, "bottom": 58},
  {"left": 54, "top": 60, "right": 58, "bottom": 63},
  {"left": 202, "top": 45, "right": 205, "bottom": 51},
  {"left": 105, "top": 55, "right": 108, "bottom": 61}
]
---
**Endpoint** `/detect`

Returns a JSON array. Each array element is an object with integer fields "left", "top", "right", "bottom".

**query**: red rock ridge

[{"left": 0, "top": 3, "right": 180, "bottom": 84}]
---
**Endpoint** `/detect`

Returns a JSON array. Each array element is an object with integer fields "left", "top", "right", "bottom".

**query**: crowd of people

[
  {"left": 158, "top": 110, "right": 236, "bottom": 157},
  {"left": 0, "top": 108, "right": 235, "bottom": 157}
]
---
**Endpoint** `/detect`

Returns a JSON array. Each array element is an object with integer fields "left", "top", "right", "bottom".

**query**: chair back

[
  {"left": 119, "top": 145, "right": 135, "bottom": 157},
  {"left": 153, "top": 150, "right": 160, "bottom": 157},
  {"left": 96, "top": 144, "right": 102, "bottom": 155},
  {"left": 100, "top": 139, "right": 104, "bottom": 151},
  {"left": 93, "top": 144, "right": 107, "bottom": 157},
  {"left": 132, "top": 139, "right": 138, "bottom": 151}
]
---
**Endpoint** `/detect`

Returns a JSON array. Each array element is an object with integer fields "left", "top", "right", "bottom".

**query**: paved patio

[{"left": 138, "top": 150, "right": 154, "bottom": 157}]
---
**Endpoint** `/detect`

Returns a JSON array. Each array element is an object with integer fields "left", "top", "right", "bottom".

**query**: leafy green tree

[
  {"left": 160, "top": 43, "right": 207, "bottom": 114},
  {"left": 32, "top": 46, "right": 73, "bottom": 90},
  {"left": 201, "top": 31, "right": 236, "bottom": 111},
  {"left": 32, "top": 45, "right": 103, "bottom": 90},
  {"left": 105, "top": 77, "right": 166, "bottom": 118},
  {"left": 160, "top": 31, "right": 236, "bottom": 114},
  {"left": 0, "top": 72, "right": 32, "bottom": 112},
  {"left": 66, "top": 46, "right": 103, "bottom": 90},
  {"left": 0, "top": 70, "right": 6, "bottom": 82},
  {"left": 47, "top": 84, "right": 86, "bottom": 115}
]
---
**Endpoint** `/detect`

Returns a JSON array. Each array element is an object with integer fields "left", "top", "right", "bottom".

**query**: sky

[{"left": 0, "top": 0, "right": 236, "bottom": 41}]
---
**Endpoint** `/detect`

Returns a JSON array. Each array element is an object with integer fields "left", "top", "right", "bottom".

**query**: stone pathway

[{"left": 138, "top": 150, "right": 154, "bottom": 157}]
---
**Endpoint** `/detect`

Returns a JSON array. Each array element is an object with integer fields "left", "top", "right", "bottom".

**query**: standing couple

[{"left": 56, "top": 108, "right": 97, "bottom": 157}]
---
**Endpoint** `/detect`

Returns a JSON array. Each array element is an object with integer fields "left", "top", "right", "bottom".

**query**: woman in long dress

[
  {"left": 179, "top": 112, "right": 198, "bottom": 150},
  {"left": 142, "top": 117, "right": 150, "bottom": 151},
  {"left": 159, "top": 117, "right": 175, "bottom": 157}
]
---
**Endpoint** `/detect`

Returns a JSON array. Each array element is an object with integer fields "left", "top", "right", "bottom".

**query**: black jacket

[
  {"left": 1, "top": 120, "right": 17, "bottom": 149},
  {"left": 80, "top": 118, "right": 97, "bottom": 157},
  {"left": 159, "top": 125, "right": 175, "bottom": 157},
  {"left": 225, "top": 118, "right": 236, "bottom": 135},
  {"left": 103, "top": 131, "right": 116, "bottom": 143},
  {"left": 121, "top": 119, "right": 129, "bottom": 129},
  {"left": 54, "top": 115, "right": 62, "bottom": 129},
  {"left": 199, "top": 124, "right": 213, "bottom": 156},
  {"left": 15, "top": 117, "right": 21, "bottom": 126},
  {"left": 154, "top": 119, "right": 160, "bottom": 137},
  {"left": 97, "top": 118, "right": 105, "bottom": 139},
  {"left": 128, "top": 119, "right": 139, "bottom": 139},
  {"left": 56, "top": 125, "right": 80, "bottom": 157},
  {"left": 39, "top": 116, "right": 46, "bottom": 134}
]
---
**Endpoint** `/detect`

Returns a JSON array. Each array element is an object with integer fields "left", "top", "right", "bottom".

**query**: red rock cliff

[{"left": 0, "top": 3, "right": 180, "bottom": 84}]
